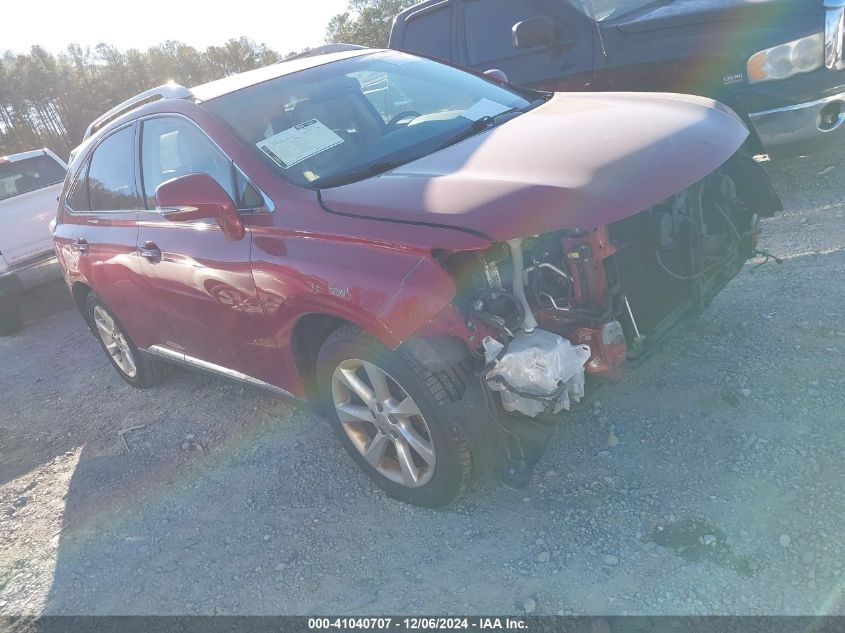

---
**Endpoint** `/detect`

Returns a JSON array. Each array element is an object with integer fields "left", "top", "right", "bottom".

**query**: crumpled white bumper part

[{"left": 483, "top": 329, "right": 592, "bottom": 418}]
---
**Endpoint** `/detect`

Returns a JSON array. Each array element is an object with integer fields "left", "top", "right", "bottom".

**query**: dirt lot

[{"left": 1, "top": 150, "right": 844, "bottom": 616}]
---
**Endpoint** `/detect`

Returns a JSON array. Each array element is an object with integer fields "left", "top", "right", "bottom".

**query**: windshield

[
  {"left": 0, "top": 154, "right": 66, "bottom": 201},
  {"left": 205, "top": 51, "right": 539, "bottom": 189},
  {"left": 570, "top": 0, "right": 661, "bottom": 21}
]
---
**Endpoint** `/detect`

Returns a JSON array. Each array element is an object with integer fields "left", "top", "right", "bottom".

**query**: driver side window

[{"left": 140, "top": 117, "right": 262, "bottom": 210}]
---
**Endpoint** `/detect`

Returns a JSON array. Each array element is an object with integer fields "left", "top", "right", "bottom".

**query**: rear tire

[
  {"left": 0, "top": 298, "right": 23, "bottom": 336},
  {"left": 86, "top": 292, "right": 169, "bottom": 388},
  {"left": 317, "top": 325, "right": 473, "bottom": 507}
]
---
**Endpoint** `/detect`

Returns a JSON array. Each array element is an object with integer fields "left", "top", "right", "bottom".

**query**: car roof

[{"left": 190, "top": 48, "right": 379, "bottom": 102}]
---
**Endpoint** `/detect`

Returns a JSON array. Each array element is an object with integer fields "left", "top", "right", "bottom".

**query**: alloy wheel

[
  {"left": 92, "top": 305, "right": 137, "bottom": 378},
  {"left": 331, "top": 359, "right": 436, "bottom": 488}
]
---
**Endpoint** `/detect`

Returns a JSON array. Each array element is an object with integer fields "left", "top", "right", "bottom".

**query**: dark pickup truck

[{"left": 389, "top": 0, "right": 845, "bottom": 157}]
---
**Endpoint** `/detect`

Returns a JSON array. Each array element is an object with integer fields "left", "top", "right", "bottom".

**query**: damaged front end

[{"left": 433, "top": 154, "right": 781, "bottom": 485}]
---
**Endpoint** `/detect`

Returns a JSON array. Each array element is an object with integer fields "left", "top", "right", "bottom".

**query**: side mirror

[
  {"left": 155, "top": 173, "right": 245, "bottom": 241},
  {"left": 484, "top": 68, "right": 509, "bottom": 83},
  {"left": 513, "top": 16, "right": 555, "bottom": 49}
]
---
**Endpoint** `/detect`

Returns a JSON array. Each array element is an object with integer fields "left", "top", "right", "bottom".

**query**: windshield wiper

[
  {"left": 317, "top": 159, "right": 407, "bottom": 189},
  {"left": 435, "top": 115, "right": 498, "bottom": 151},
  {"left": 435, "top": 98, "right": 549, "bottom": 153}
]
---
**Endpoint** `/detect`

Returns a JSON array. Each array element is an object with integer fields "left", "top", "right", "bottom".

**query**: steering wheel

[{"left": 386, "top": 110, "right": 422, "bottom": 128}]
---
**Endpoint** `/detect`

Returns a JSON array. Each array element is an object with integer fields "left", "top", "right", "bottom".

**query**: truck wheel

[
  {"left": 0, "top": 298, "right": 23, "bottom": 336},
  {"left": 317, "top": 326, "right": 473, "bottom": 507},
  {"left": 86, "top": 293, "right": 169, "bottom": 388}
]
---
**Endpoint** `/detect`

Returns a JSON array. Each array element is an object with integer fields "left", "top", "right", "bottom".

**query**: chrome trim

[
  {"left": 234, "top": 164, "right": 275, "bottom": 214},
  {"left": 157, "top": 205, "right": 198, "bottom": 216},
  {"left": 749, "top": 90, "right": 845, "bottom": 118},
  {"left": 146, "top": 344, "right": 299, "bottom": 399},
  {"left": 825, "top": 0, "right": 845, "bottom": 69},
  {"left": 748, "top": 90, "right": 845, "bottom": 151},
  {"left": 145, "top": 344, "right": 184, "bottom": 363}
]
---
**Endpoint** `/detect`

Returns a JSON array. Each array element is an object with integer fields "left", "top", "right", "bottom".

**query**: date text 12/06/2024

[{"left": 307, "top": 617, "right": 528, "bottom": 630}]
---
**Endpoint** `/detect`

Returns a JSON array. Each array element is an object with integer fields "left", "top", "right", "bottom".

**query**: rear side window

[
  {"left": 87, "top": 127, "right": 142, "bottom": 211},
  {"left": 0, "top": 155, "right": 66, "bottom": 201},
  {"left": 464, "top": 0, "right": 545, "bottom": 65},
  {"left": 402, "top": 3, "right": 452, "bottom": 59}
]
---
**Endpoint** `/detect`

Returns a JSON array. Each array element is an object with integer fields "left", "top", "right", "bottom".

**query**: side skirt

[{"left": 144, "top": 344, "right": 304, "bottom": 403}]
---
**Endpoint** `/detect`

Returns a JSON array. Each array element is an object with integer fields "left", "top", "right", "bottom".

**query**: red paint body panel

[
  {"left": 72, "top": 212, "right": 174, "bottom": 348},
  {"left": 249, "top": 229, "right": 460, "bottom": 395},
  {"left": 135, "top": 213, "right": 285, "bottom": 385}
]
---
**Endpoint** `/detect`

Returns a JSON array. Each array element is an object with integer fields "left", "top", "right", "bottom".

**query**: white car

[{"left": 0, "top": 149, "right": 67, "bottom": 335}]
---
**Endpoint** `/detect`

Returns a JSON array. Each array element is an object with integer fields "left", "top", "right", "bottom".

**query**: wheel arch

[
  {"left": 290, "top": 312, "right": 353, "bottom": 409},
  {"left": 71, "top": 281, "right": 95, "bottom": 328},
  {"left": 288, "top": 305, "right": 475, "bottom": 410}
]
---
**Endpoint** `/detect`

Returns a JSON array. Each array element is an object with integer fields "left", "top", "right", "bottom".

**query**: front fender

[{"left": 250, "top": 233, "right": 461, "bottom": 388}]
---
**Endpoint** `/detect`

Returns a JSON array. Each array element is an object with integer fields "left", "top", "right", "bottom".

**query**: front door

[{"left": 134, "top": 114, "right": 281, "bottom": 386}]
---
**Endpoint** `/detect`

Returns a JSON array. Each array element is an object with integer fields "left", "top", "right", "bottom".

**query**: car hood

[
  {"left": 319, "top": 92, "right": 749, "bottom": 243},
  {"left": 616, "top": 0, "right": 821, "bottom": 34}
]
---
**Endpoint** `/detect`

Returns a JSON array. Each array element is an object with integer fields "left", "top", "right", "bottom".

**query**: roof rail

[
  {"left": 83, "top": 82, "right": 194, "bottom": 140},
  {"left": 283, "top": 43, "right": 366, "bottom": 61}
]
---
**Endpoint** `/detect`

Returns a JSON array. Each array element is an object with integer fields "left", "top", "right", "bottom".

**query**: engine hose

[{"left": 506, "top": 238, "right": 538, "bottom": 332}]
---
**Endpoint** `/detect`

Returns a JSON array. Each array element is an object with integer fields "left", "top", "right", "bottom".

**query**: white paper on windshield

[
  {"left": 460, "top": 98, "right": 510, "bottom": 121},
  {"left": 256, "top": 119, "right": 343, "bottom": 169}
]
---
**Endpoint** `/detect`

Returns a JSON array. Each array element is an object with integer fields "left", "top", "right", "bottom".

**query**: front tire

[
  {"left": 86, "top": 293, "right": 169, "bottom": 388},
  {"left": 317, "top": 326, "right": 473, "bottom": 507}
]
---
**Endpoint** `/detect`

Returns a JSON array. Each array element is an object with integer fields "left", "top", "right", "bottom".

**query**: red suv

[{"left": 54, "top": 48, "right": 781, "bottom": 506}]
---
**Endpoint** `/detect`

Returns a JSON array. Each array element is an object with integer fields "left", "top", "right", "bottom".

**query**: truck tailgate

[{"left": 0, "top": 183, "right": 62, "bottom": 264}]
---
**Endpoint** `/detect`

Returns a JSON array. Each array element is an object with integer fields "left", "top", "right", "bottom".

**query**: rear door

[
  {"left": 458, "top": 0, "right": 595, "bottom": 90},
  {"left": 71, "top": 123, "right": 171, "bottom": 349},
  {"left": 135, "top": 114, "right": 281, "bottom": 385}
]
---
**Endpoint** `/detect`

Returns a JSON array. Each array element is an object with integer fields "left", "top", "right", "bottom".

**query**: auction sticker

[
  {"left": 460, "top": 98, "right": 510, "bottom": 122},
  {"left": 256, "top": 119, "right": 343, "bottom": 169}
]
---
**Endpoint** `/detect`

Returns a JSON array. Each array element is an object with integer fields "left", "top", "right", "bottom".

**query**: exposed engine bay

[{"left": 440, "top": 157, "right": 779, "bottom": 422}]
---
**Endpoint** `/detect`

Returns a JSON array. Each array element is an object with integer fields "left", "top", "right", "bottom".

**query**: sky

[{"left": 4, "top": 0, "right": 350, "bottom": 55}]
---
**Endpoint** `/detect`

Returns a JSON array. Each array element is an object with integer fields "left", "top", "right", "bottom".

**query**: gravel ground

[{"left": 0, "top": 149, "right": 843, "bottom": 617}]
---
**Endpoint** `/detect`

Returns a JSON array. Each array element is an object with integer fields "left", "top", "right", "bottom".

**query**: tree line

[{"left": 0, "top": 0, "right": 415, "bottom": 158}]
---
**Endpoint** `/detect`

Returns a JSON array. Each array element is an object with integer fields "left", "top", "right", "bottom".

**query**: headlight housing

[{"left": 747, "top": 33, "right": 824, "bottom": 84}]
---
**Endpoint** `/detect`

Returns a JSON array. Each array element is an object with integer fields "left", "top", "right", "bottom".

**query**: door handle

[
  {"left": 71, "top": 238, "right": 89, "bottom": 254},
  {"left": 138, "top": 242, "right": 162, "bottom": 262}
]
